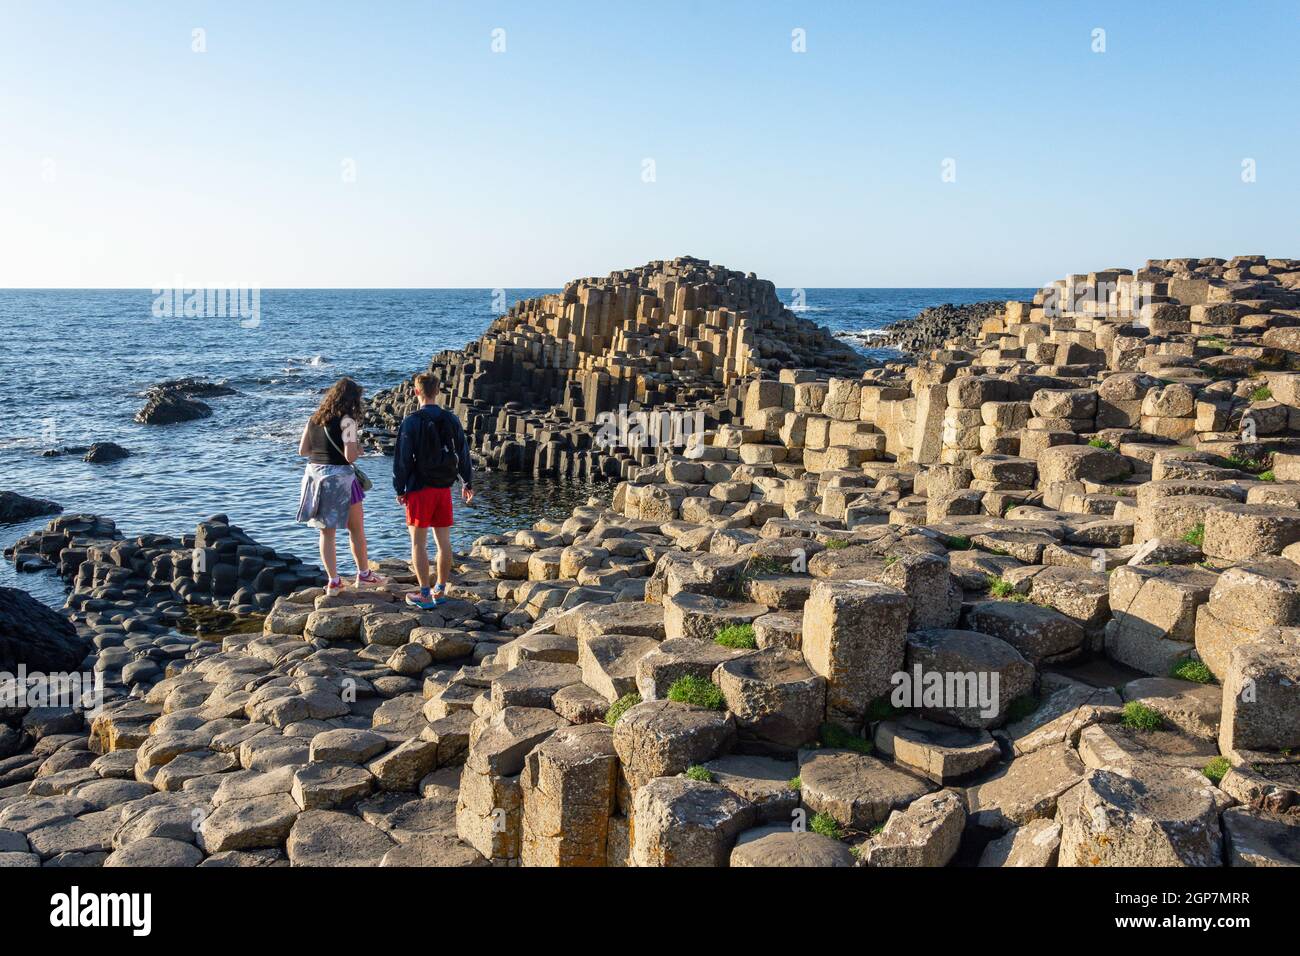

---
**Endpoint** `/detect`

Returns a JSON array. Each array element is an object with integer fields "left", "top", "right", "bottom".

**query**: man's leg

[
  {"left": 432, "top": 525, "right": 452, "bottom": 589},
  {"left": 409, "top": 525, "right": 431, "bottom": 590}
]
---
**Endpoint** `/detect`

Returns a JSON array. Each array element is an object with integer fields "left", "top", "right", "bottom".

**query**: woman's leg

[
  {"left": 347, "top": 502, "right": 369, "bottom": 575},
  {"left": 319, "top": 528, "right": 339, "bottom": 581}
]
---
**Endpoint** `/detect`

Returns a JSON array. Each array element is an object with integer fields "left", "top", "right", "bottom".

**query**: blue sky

[{"left": 1, "top": 0, "right": 1296, "bottom": 288}]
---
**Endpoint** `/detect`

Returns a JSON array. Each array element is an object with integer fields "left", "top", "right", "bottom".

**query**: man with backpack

[{"left": 392, "top": 372, "right": 474, "bottom": 609}]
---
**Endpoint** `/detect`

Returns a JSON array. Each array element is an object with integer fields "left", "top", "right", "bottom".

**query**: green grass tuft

[
  {"left": 864, "top": 697, "right": 899, "bottom": 723},
  {"left": 1203, "top": 757, "right": 1230, "bottom": 785},
  {"left": 604, "top": 692, "right": 641, "bottom": 726},
  {"left": 810, "top": 812, "right": 843, "bottom": 840},
  {"left": 1171, "top": 659, "right": 1215, "bottom": 684},
  {"left": 684, "top": 764, "right": 713, "bottom": 783},
  {"left": 1181, "top": 523, "right": 1205, "bottom": 548},
  {"left": 1259, "top": 470, "right": 1276, "bottom": 482},
  {"left": 987, "top": 576, "right": 1029, "bottom": 602},
  {"left": 1251, "top": 385, "right": 1273, "bottom": 402},
  {"left": 714, "top": 623, "right": 757, "bottom": 649},
  {"left": 666, "top": 674, "right": 726, "bottom": 710},
  {"left": 1088, "top": 438, "right": 1116, "bottom": 450},
  {"left": 787, "top": 776, "right": 801, "bottom": 791},
  {"left": 819, "top": 721, "right": 873, "bottom": 755},
  {"left": 824, "top": 538, "right": 850, "bottom": 550},
  {"left": 1005, "top": 695, "right": 1040, "bottom": 723},
  {"left": 944, "top": 535, "right": 973, "bottom": 551},
  {"left": 1121, "top": 701, "right": 1164, "bottom": 732}
]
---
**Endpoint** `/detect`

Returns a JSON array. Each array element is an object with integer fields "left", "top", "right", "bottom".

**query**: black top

[{"left": 304, "top": 417, "right": 350, "bottom": 466}]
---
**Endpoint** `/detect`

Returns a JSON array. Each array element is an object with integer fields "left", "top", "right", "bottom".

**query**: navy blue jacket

[{"left": 392, "top": 404, "right": 473, "bottom": 495}]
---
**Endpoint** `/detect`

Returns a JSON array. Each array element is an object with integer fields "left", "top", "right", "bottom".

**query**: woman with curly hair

[{"left": 296, "top": 376, "right": 384, "bottom": 594}]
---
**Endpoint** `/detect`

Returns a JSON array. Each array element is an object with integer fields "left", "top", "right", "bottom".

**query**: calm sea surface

[{"left": 0, "top": 287, "right": 1030, "bottom": 605}]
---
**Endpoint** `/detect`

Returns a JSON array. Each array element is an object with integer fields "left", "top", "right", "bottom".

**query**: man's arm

[
  {"left": 453, "top": 414, "right": 473, "bottom": 489},
  {"left": 392, "top": 416, "right": 412, "bottom": 496}
]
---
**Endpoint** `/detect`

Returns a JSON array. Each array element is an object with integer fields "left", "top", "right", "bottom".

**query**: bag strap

[{"left": 321, "top": 421, "right": 355, "bottom": 469}]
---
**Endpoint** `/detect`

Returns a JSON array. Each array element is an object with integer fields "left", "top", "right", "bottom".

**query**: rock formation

[
  {"left": 364, "top": 257, "right": 869, "bottom": 478},
  {"left": 3, "top": 254, "right": 1300, "bottom": 868}
]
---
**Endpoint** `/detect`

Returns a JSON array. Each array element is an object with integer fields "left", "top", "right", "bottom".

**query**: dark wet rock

[
  {"left": 82, "top": 442, "right": 131, "bottom": 464},
  {"left": 0, "top": 587, "right": 90, "bottom": 673},
  {"left": 0, "top": 492, "right": 62, "bottom": 525}
]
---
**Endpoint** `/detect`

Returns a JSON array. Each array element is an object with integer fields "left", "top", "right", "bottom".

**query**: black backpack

[{"left": 413, "top": 408, "right": 460, "bottom": 488}]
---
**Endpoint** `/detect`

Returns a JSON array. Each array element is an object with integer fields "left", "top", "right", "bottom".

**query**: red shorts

[{"left": 405, "top": 486, "right": 453, "bottom": 528}]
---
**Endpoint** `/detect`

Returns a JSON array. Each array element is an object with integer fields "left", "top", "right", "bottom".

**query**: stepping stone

[
  {"left": 579, "top": 633, "right": 660, "bottom": 703},
  {"left": 367, "top": 738, "right": 439, "bottom": 793},
  {"left": 0, "top": 795, "right": 92, "bottom": 834},
  {"left": 704, "top": 753, "right": 799, "bottom": 823},
  {"left": 70, "top": 779, "right": 154, "bottom": 809},
  {"left": 864, "top": 790, "right": 965, "bottom": 867},
  {"left": 964, "top": 743, "right": 1084, "bottom": 831},
  {"left": 489, "top": 661, "right": 582, "bottom": 710},
  {"left": 499, "top": 632, "right": 578, "bottom": 668},
  {"left": 635, "top": 638, "right": 751, "bottom": 701},
  {"left": 1219, "top": 758, "right": 1300, "bottom": 814},
  {"left": 114, "top": 803, "right": 201, "bottom": 846},
  {"left": 1121, "top": 677, "right": 1221, "bottom": 741},
  {"left": 466, "top": 707, "right": 568, "bottom": 778},
  {"left": 1104, "top": 565, "right": 1215, "bottom": 675},
  {"left": 964, "top": 601, "right": 1086, "bottom": 666},
  {"left": 198, "top": 848, "right": 286, "bottom": 867},
  {"left": 308, "top": 729, "right": 387, "bottom": 765},
  {"left": 663, "top": 592, "right": 768, "bottom": 642},
  {"left": 410, "top": 628, "right": 476, "bottom": 662},
  {"left": 798, "top": 749, "right": 935, "bottom": 830},
  {"left": 977, "top": 818, "right": 1062, "bottom": 867},
  {"left": 1220, "top": 641, "right": 1300, "bottom": 755},
  {"left": 1057, "top": 765, "right": 1223, "bottom": 867},
  {"left": 752, "top": 610, "right": 802, "bottom": 650},
  {"left": 630, "top": 777, "right": 755, "bottom": 867},
  {"left": 286, "top": 810, "right": 394, "bottom": 867},
  {"left": 291, "top": 763, "right": 374, "bottom": 810},
  {"left": 198, "top": 793, "right": 300, "bottom": 853},
  {"left": 1004, "top": 677, "right": 1122, "bottom": 756},
  {"left": 1221, "top": 806, "right": 1300, "bottom": 867},
  {"left": 359, "top": 794, "right": 457, "bottom": 841},
  {"left": 520, "top": 723, "right": 618, "bottom": 867},
  {"left": 570, "top": 601, "right": 665, "bottom": 642},
  {"left": 729, "top": 826, "right": 855, "bottom": 867},
  {"left": 904, "top": 629, "right": 1035, "bottom": 729},
  {"left": 26, "top": 810, "right": 118, "bottom": 859},
  {"left": 612, "top": 700, "right": 736, "bottom": 791},
  {"left": 104, "top": 837, "right": 204, "bottom": 867},
  {"left": 380, "top": 834, "right": 487, "bottom": 867},
  {"left": 552, "top": 683, "right": 609, "bottom": 724},
  {"left": 712, "top": 649, "right": 824, "bottom": 750},
  {"left": 874, "top": 716, "right": 1000, "bottom": 783},
  {"left": 154, "top": 749, "right": 239, "bottom": 792},
  {"left": 802, "top": 580, "right": 910, "bottom": 727},
  {"left": 386, "top": 643, "right": 432, "bottom": 675},
  {"left": 1077, "top": 723, "right": 1219, "bottom": 772}
]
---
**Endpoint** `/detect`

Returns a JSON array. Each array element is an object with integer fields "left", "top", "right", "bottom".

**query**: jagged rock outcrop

[{"left": 364, "top": 257, "right": 871, "bottom": 478}]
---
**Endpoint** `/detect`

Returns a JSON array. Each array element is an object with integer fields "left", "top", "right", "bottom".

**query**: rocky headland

[{"left": 3, "top": 254, "right": 1300, "bottom": 868}]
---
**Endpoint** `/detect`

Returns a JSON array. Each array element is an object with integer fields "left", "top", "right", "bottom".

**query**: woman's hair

[{"left": 311, "top": 377, "right": 363, "bottom": 427}]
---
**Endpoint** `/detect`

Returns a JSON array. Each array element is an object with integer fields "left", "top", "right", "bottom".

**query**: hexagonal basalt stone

[
  {"left": 630, "top": 777, "right": 756, "bottom": 867},
  {"left": 797, "top": 749, "right": 935, "bottom": 831},
  {"left": 612, "top": 700, "right": 736, "bottom": 792},
  {"left": 712, "top": 649, "right": 824, "bottom": 750},
  {"left": 1057, "top": 765, "right": 1223, "bottom": 867},
  {"left": 729, "top": 825, "right": 856, "bottom": 867}
]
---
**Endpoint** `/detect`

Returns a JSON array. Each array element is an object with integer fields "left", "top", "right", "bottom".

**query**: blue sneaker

[{"left": 405, "top": 591, "right": 438, "bottom": 610}]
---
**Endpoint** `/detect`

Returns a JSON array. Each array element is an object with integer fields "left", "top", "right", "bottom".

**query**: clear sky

[{"left": 1, "top": 0, "right": 1296, "bottom": 288}]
